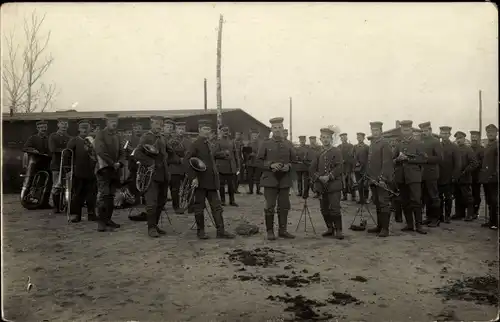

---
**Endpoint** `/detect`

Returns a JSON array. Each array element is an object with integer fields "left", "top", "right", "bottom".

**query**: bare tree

[{"left": 2, "top": 10, "right": 57, "bottom": 114}]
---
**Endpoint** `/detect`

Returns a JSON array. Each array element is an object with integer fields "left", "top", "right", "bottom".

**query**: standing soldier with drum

[
  {"left": 353, "top": 132, "right": 370, "bottom": 204},
  {"left": 339, "top": 133, "right": 355, "bottom": 201},
  {"left": 479, "top": 124, "right": 498, "bottom": 229},
  {"left": 48, "top": 117, "right": 71, "bottom": 213},
  {"left": 23, "top": 120, "right": 52, "bottom": 209},
  {"left": 169, "top": 121, "right": 191, "bottom": 214},
  {"left": 295, "top": 135, "right": 311, "bottom": 197},
  {"left": 246, "top": 129, "right": 262, "bottom": 195},
  {"left": 257, "top": 117, "right": 296, "bottom": 240},
  {"left": 469, "top": 130, "right": 484, "bottom": 219},
  {"left": 66, "top": 120, "right": 97, "bottom": 222},
  {"left": 93, "top": 113, "right": 126, "bottom": 232},
  {"left": 183, "top": 119, "right": 235, "bottom": 239},
  {"left": 214, "top": 126, "right": 240, "bottom": 206}
]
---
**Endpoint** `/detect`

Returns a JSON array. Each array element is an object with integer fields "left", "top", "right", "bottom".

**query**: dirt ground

[{"left": 2, "top": 192, "right": 498, "bottom": 322}]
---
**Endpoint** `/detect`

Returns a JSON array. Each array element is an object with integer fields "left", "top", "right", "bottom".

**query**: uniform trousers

[
  {"left": 397, "top": 182, "right": 423, "bottom": 227},
  {"left": 219, "top": 173, "right": 236, "bottom": 203},
  {"left": 192, "top": 188, "right": 225, "bottom": 232},
  {"left": 484, "top": 182, "right": 499, "bottom": 227},
  {"left": 96, "top": 168, "right": 120, "bottom": 223},
  {"left": 453, "top": 184, "right": 474, "bottom": 218},
  {"left": 342, "top": 172, "right": 353, "bottom": 197},
  {"left": 70, "top": 177, "right": 97, "bottom": 216},
  {"left": 319, "top": 191, "right": 342, "bottom": 229},
  {"left": 370, "top": 184, "right": 392, "bottom": 229},
  {"left": 438, "top": 183, "right": 454, "bottom": 219},
  {"left": 169, "top": 174, "right": 184, "bottom": 209},
  {"left": 247, "top": 167, "right": 262, "bottom": 193},
  {"left": 421, "top": 180, "right": 440, "bottom": 220},
  {"left": 144, "top": 180, "right": 168, "bottom": 227},
  {"left": 471, "top": 182, "right": 483, "bottom": 215},
  {"left": 264, "top": 187, "right": 291, "bottom": 232}
]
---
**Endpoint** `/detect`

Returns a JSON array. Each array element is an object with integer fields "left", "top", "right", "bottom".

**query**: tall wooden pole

[
  {"left": 479, "top": 90, "right": 483, "bottom": 138},
  {"left": 204, "top": 78, "right": 208, "bottom": 111},
  {"left": 289, "top": 97, "right": 293, "bottom": 142},
  {"left": 216, "top": 14, "right": 223, "bottom": 136}
]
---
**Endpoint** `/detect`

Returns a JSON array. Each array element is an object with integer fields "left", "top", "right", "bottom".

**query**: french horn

[{"left": 179, "top": 157, "right": 207, "bottom": 211}]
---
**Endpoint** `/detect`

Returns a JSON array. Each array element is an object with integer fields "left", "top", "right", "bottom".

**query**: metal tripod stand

[
  {"left": 295, "top": 198, "right": 316, "bottom": 234},
  {"left": 190, "top": 200, "right": 216, "bottom": 230},
  {"left": 350, "top": 178, "right": 377, "bottom": 228}
]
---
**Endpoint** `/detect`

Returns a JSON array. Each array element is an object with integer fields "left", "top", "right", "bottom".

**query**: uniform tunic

[
  {"left": 478, "top": 139, "right": 498, "bottom": 226},
  {"left": 48, "top": 131, "right": 71, "bottom": 171},
  {"left": 257, "top": 137, "right": 296, "bottom": 189}
]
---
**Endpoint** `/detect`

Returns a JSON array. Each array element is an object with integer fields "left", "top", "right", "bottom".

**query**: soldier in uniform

[
  {"left": 183, "top": 119, "right": 235, "bottom": 239},
  {"left": 479, "top": 124, "right": 498, "bottom": 229},
  {"left": 134, "top": 116, "right": 171, "bottom": 237},
  {"left": 169, "top": 121, "right": 192, "bottom": 213},
  {"left": 339, "top": 133, "right": 355, "bottom": 201},
  {"left": 438, "top": 126, "right": 461, "bottom": 223},
  {"left": 23, "top": 120, "right": 52, "bottom": 208},
  {"left": 452, "top": 131, "right": 479, "bottom": 221},
  {"left": 309, "top": 128, "right": 344, "bottom": 239},
  {"left": 469, "top": 130, "right": 484, "bottom": 218},
  {"left": 125, "top": 122, "right": 143, "bottom": 202},
  {"left": 366, "top": 122, "right": 394, "bottom": 237},
  {"left": 48, "top": 117, "right": 72, "bottom": 212},
  {"left": 163, "top": 118, "right": 175, "bottom": 138},
  {"left": 93, "top": 113, "right": 126, "bottom": 232},
  {"left": 67, "top": 120, "right": 97, "bottom": 222},
  {"left": 393, "top": 120, "right": 427, "bottom": 234},
  {"left": 418, "top": 122, "right": 443, "bottom": 227},
  {"left": 233, "top": 131, "right": 244, "bottom": 194},
  {"left": 389, "top": 136, "right": 403, "bottom": 222},
  {"left": 309, "top": 135, "right": 322, "bottom": 198},
  {"left": 257, "top": 117, "right": 296, "bottom": 240},
  {"left": 353, "top": 132, "right": 370, "bottom": 204},
  {"left": 214, "top": 126, "right": 240, "bottom": 206},
  {"left": 295, "top": 135, "right": 312, "bottom": 197},
  {"left": 246, "top": 129, "right": 262, "bottom": 195}
]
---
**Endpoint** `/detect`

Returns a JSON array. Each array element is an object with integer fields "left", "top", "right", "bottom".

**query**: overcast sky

[{"left": 2, "top": 2, "right": 498, "bottom": 141}]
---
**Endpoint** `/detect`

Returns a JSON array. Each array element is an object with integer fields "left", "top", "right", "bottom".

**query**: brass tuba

[
  {"left": 134, "top": 144, "right": 159, "bottom": 194},
  {"left": 179, "top": 157, "right": 207, "bottom": 211},
  {"left": 20, "top": 151, "right": 51, "bottom": 210}
]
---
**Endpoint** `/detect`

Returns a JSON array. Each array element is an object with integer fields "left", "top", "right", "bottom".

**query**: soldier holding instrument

[
  {"left": 169, "top": 121, "right": 191, "bottom": 214},
  {"left": 437, "top": 126, "right": 461, "bottom": 223},
  {"left": 393, "top": 120, "right": 427, "bottom": 234},
  {"left": 246, "top": 129, "right": 262, "bottom": 195},
  {"left": 183, "top": 119, "right": 235, "bottom": 239},
  {"left": 479, "top": 124, "right": 498, "bottom": 229},
  {"left": 295, "top": 135, "right": 312, "bottom": 197},
  {"left": 257, "top": 117, "right": 296, "bottom": 240},
  {"left": 23, "top": 120, "right": 52, "bottom": 209},
  {"left": 134, "top": 115, "right": 171, "bottom": 237},
  {"left": 48, "top": 117, "right": 71, "bottom": 212},
  {"left": 66, "top": 120, "right": 97, "bottom": 222},
  {"left": 93, "top": 113, "right": 126, "bottom": 232},
  {"left": 469, "top": 130, "right": 484, "bottom": 218},
  {"left": 366, "top": 122, "right": 394, "bottom": 237},
  {"left": 214, "top": 126, "right": 240, "bottom": 206},
  {"left": 418, "top": 122, "right": 443, "bottom": 227},
  {"left": 126, "top": 122, "right": 143, "bottom": 202},
  {"left": 339, "top": 133, "right": 355, "bottom": 201},
  {"left": 452, "top": 131, "right": 479, "bottom": 221},
  {"left": 353, "top": 132, "right": 370, "bottom": 204},
  {"left": 310, "top": 128, "right": 344, "bottom": 239}
]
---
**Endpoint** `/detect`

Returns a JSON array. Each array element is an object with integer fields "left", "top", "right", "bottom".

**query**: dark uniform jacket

[
  {"left": 420, "top": 135, "right": 443, "bottom": 181},
  {"left": 24, "top": 133, "right": 51, "bottom": 169},
  {"left": 339, "top": 142, "right": 354, "bottom": 174},
  {"left": 455, "top": 144, "right": 479, "bottom": 184},
  {"left": 48, "top": 131, "right": 72, "bottom": 171},
  {"left": 257, "top": 137, "right": 296, "bottom": 188},
  {"left": 470, "top": 144, "right": 484, "bottom": 183},
  {"left": 367, "top": 137, "right": 394, "bottom": 182},
  {"left": 234, "top": 138, "right": 244, "bottom": 165},
  {"left": 438, "top": 140, "right": 462, "bottom": 185},
  {"left": 183, "top": 136, "right": 220, "bottom": 190},
  {"left": 246, "top": 140, "right": 262, "bottom": 167},
  {"left": 134, "top": 131, "right": 170, "bottom": 182},
  {"left": 67, "top": 136, "right": 97, "bottom": 178},
  {"left": 353, "top": 142, "right": 369, "bottom": 173},
  {"left": 309, "top": 146, "right": 343, "bottom": 193},
  {"left": 393, "top": 136, "right": 427, "bottom": 184},
  {"left": 214, "top": 137, "right": 239, "bottom": 174},
  {"left": 478, "top": 139, "right": 498, "bottom": 184},
  {"left": 294, "top": 144, "right": 313, "bottom": 172},
  {"left": 93, "top": 127, "right": 126, "bottom": 174},
  {"left": 169, "top": 136, "right": 192, "bottom": 175}
]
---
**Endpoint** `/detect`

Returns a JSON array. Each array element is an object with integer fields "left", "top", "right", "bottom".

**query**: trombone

[{"left": 57, "top": 148, "right": 74, "bottom": 222}]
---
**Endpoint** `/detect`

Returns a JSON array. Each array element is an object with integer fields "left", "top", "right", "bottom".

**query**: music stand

[
  {"left": 349, "top": 177, "right": 377, "bottom": 230},
  {"left": 295, "top": 198, "right": 316, "bottom": 234}
]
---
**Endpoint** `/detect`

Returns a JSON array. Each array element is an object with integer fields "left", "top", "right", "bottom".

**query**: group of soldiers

[{"left": 21, "top": 114, "right": 498, "bottom": 240}]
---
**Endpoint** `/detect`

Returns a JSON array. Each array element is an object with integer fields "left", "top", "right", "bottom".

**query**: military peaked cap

[
  {"left": 78, "top": 119, "right": 90, "bottom": 126},
  {"left": 369, "top": 121, "right": 383, "bottom": 129},
  {"left": 454, "top": 131, "right": 466, "bottom": 138},
  {"left": 175, "top": 121, "right": 186, "bottom": 126},
  {"left": 164, "top": 118, "right": 175, "bottom": 125},
  {"left": 299, "top": 135, "right": 306, "bottom": 139},
  {"left": 339, "top": 133, "right": 347, "bottom": 136},
  {"left": 104, "top": 113, "right": 119, "bottom": 119},
  {"left": 309, "top": 136, "right": 317, "bottom": 139},
  {"left": 356, "top": 132, "right": 366, "bottom": 137},
  {"left": 418, "top": 121, "right": 431, "bottom": 129},
  {"left": 36, "top": 120, "right": 48, "bottom": 126},
  {"left": 486, "top": 124, "right": 498, "bottom": 131},
  {"left": 269, "top": 117, "right": 284, "bottom": 124},
  {"left": 57, "top": 117, "right": 69, "bottom": 122},
  {"left": 469, "top": 130, "right": 480, "bottom": 136},
  {"left": 150, "top": 115, "right": 164, "bottom": 121},
  {"left": 399, "top": 120, "right": 413, "bottom": 127},
  {"left": 250, "top": 128, "right": 259, "bottom": 133},
  {"left": 198, "top": 119, "right": 212, "bottom": 128},
  {"left": 320, "top": 128, "right": 334, "bottom": 136},
  {"left": 439, "top": 126, "right": 452, "bottom": 132}
]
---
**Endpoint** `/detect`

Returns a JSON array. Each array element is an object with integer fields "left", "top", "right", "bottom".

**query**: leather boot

[
  {"left": 195, "top": 213, "right": 209, "bottom": 239},
  {"left": 265, "top": 212, "right": 276, "bottom": 240},
  {"left": 148, "top": 225, "right": 160, "bottom": 238},
  {"left": 414, "top": 208, "right": 427, "bottom": 234},
  {"left": 87, "top": 213, "right": 97, "bottom": 221},
  {"left": 395, "top": 207, "right": 403, "bottom": 223},
  {"left": 427, "top": 208, "right": 441, "bottom": 227},
  {"left": 256, "top": 185, "right": 262, "bottom": 195},
  {"left": 367, "top": 212, "right": 381, "bottom": 233},
  {"left": 378, "top": 212, "right": 389, "bottom": 237},
  {"left": 464, "top": 204, "right": 475, "bottom": 221},
  {"left": 70, "top": 214, "right": 81, "bottom": 223},
  {"left": 155, "top": 210, "right": 166, "bottom": 235},
  {"left": 444, "top": 199, "right": 452, "bottom": 223},
  {"left": 212, "top": 211, "right": 235, "bottom": 239},
  {"left": 401, "top": 208, "right": 415, "bottom": 231},
  {"left": 278, "top": 211, "right": 295, "bottom": 239},
  {"left": 97, "top": 205, "right": 111, "bottom": 232},
  {"left": 332, "top": 215, "right": 344, "bottom": 240},
  {"left": 321, "top": 211, "right": 334, "bottom": 237},
  {"left": 52, "top": 193, "right": 61, "bottom": 213},
  {"left": 248, "top": 183, "right": 254, "bottom": 194}
]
